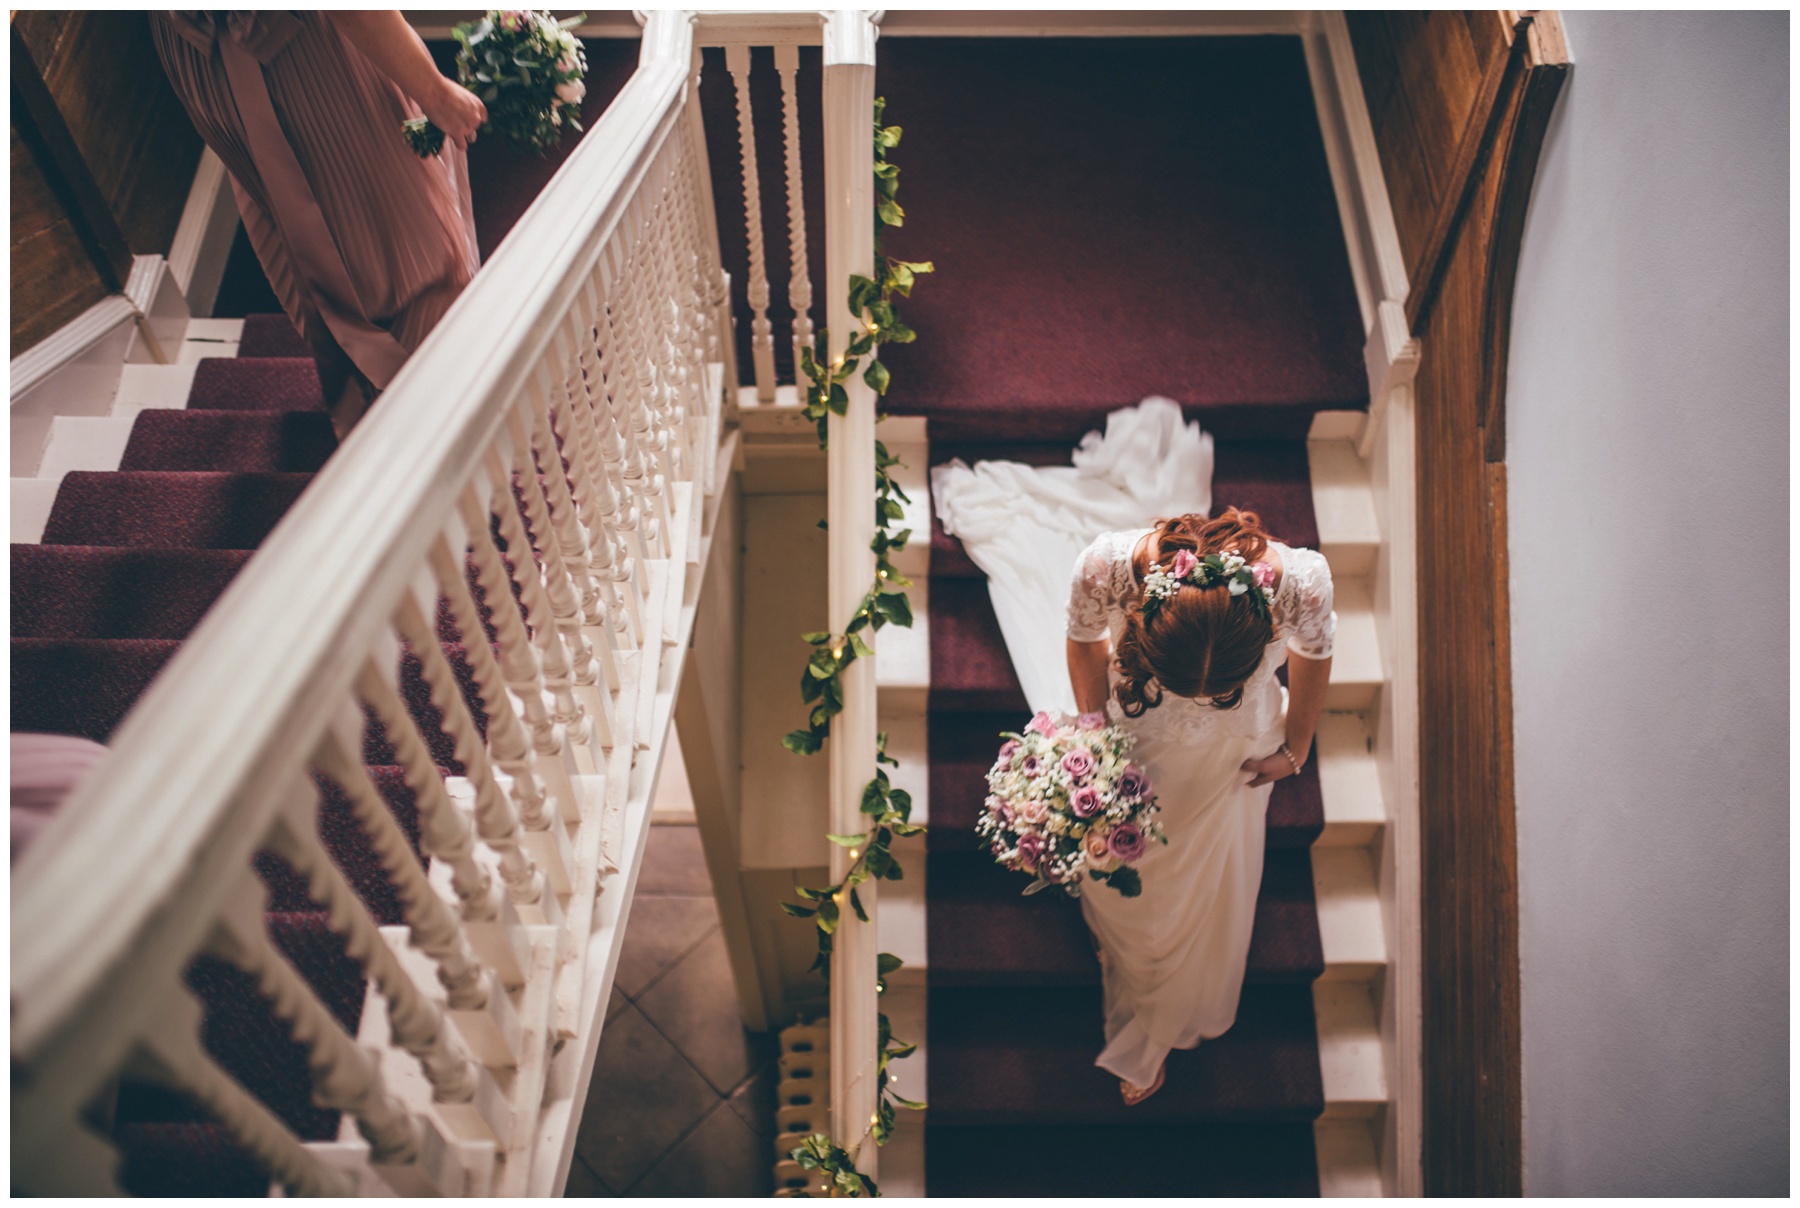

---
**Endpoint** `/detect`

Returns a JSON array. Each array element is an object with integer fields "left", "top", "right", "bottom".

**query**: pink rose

[
  {"left": 1171, "top": 549, "right": 1198, "bottom": 579},
  {"left": 1077, "top": 711, "right": 1106, "bottom": 730},
  {"left": 1107, "top": 823, "right": 1147, "bottom": 863},
  {"left": 1118, "top": 765, "right": 1151, "bottom": 799},
  {"left": 1060, "top": 747, "right": 1096, "bottom": 781},
  {"left": 499, "top": 10, "right": 529, "bottom": 31},
  {"left": 556, "top": 79, "right": 586, "bottom": 104},
  {"left": 1022, "top": 755, "right": 1042, "bottom": 777},
  {"left": 1252, "top": 561, "right": 1276, "bottom": 589},
  {"left": 999, "top": 739, "right": 1021, "bottom": 762},
  {"left": 1026, "top": 711, "right": 1057, "bottom": 737},
  {"left": 1070, "top": 785, "right": 1103, "bottom": 819},
  {"left": 1015, "top": 832, "right": 1045, "bottom": 871},
  {"left": 1083, "top": 829, "right": 1112, "bottom": 862},
  {"left": 1019, "top": 798, "right": 1048, "bottom": 825}
]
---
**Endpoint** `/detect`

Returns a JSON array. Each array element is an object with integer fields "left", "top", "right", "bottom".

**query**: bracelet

[{"left": 1277, "top": 742, "right": 1303, "bottom": 777}]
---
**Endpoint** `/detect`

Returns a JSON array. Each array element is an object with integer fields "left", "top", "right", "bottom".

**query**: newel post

[{"left": 822, "top": 7, "right": 880, "bottom": 1174}]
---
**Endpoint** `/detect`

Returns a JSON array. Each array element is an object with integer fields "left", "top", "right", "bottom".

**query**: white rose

[{"left": 556, "top": 79, "right": 585, "bottom": 104}]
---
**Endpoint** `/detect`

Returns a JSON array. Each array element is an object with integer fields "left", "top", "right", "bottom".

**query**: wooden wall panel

[
  {"left": 1346, "top": 10, "right": 1568, "bottom": 1195},
  {"left": 13, "top": 10, "right": 203, "bottom": 257},
  {"left": 10, "top": 122, "right": 111, "bottom": 356}
]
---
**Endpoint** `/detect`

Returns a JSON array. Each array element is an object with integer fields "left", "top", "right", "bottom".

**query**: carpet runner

[{"left": 836, "top": 36, "right": 1363, "bottom": 1198}]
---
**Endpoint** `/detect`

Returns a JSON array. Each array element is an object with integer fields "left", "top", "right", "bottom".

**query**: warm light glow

[{"left": 850, "top": 849, "right": 860, "bottom": 859}]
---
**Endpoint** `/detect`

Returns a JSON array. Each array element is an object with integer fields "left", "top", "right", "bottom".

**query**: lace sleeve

[
  {"left": 1066, "top": 534, "right": 1119, "bottom": 642},
  {"left": 1275, "top": 545, "right": 1336, "bottom": 660}
]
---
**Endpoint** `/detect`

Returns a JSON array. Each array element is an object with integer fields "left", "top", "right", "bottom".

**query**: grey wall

[{"left": 1505, "top": 11, "right": 1788, "bottom": 1196}]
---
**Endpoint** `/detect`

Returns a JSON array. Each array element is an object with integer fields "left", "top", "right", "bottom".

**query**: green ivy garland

[{"left": 779, "top": 98, "right": 933, "bottom": 1197}]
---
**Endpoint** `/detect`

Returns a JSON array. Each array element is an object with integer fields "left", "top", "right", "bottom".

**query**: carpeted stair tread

[
  {"left": 40, "top": 471, "right": 312, "bottom": 549},
  {"left": 235, "top": 313, "right": 311, "bottom": 359},
  {"left": 924, "top": 1121, "right": 1320, "bottom": 1197},
  {"left": 869, "top": 37, "right": 1365, "bottom": 441},
  {"left": 927, "top": 848, "right": 1322, "bottom": 986},
  {"left": 186, "top": 357, "right": 325, "bottom": 412},
  {"left": 927, "top": 982, "right": 1323, "bottom": 1125},
  {"left": 12, "top": 638, "right": 182, "bottom": 742},
  {"left": 11, "top": 545, "right": 251, "bottom": 639},
  {"left": 120, "top": 409, "right": 337, "bottom": 473},
  {"left": 928, "top": 577, "right": 1028, "bottom": 713}
]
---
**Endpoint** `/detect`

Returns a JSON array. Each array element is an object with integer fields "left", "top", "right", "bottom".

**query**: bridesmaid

[{"left": 151, "top": 12, "right": 487, "bottom": 433}]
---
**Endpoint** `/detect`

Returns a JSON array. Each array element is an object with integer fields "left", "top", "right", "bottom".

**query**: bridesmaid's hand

[
  {"left": 1241, "top": 750, "right": 1297, "bottom": 788},
  {"left": 422, "top": 79, "right": 487, "bottom": 144}
]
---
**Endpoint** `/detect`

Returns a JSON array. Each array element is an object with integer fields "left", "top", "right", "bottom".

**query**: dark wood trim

[
  {"left": 10, "top": 21, "right": 133, "bottom": 291},
  {"left": 1349, "top": 9, "right": 1570, "bottom": 1194},
  {"left": 1404, "top": 12, "right": 1530, "bottom": 332}
]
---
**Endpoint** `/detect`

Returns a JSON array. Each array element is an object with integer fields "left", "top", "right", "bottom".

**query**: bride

[{"left": 932, "top": 398, "right": 1335, "bottom": 1105}]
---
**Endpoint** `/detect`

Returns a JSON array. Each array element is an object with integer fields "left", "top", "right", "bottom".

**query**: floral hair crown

[{"left": 1141, "top": 548, "right": 1275, "bottom": 621}]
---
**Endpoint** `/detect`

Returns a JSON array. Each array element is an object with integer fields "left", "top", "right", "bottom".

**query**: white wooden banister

[{"left": 13, "top": 10, "right": 732, "bottom": 1195}]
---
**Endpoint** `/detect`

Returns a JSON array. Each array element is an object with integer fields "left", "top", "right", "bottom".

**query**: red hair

[{"left": 1113, "top": 508, "right": 1276, "bottom": 715}]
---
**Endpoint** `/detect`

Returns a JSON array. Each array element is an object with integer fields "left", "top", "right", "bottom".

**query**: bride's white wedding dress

[{"left": 931, "top": 398, "right": 1336, "bottom": 1088}]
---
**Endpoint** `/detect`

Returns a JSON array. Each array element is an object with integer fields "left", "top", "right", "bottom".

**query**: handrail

[
  {"left": 12, "top": 12, "right": 685, "bottom": 1052},
  {"left": 13, "top": 10, "right": 725, "bottom": 1195}
]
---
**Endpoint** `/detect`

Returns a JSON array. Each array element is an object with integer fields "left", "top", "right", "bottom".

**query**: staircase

[
  {"left": 12, "top": 315, "right": 504, "bottom": 1193},
  {"left": 847, "top": 34, "right": 1389, "bottom": 1197}
]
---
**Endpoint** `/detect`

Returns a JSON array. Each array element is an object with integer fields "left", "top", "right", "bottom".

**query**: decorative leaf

[
  {"left": 783, "top": 728, "right": 823, "bottom": 755},
  {"left": 1107, "top": 866, "right": 1144, "bottom": 898},
  {"left": 826, "top": 832, "right": 865, "bottom": 848},
  {"left": 864, "top": 359, "right": 891, "bottom": 395},
  {"left": 877, "top": 952, "right": 905, "bottom": 976},
  {"left": 849, "top": 887, "right": 869, "bottom": 923},
  {"left": 779, "top": 901, "right": 817, "bottom": 918},
  {"left": 877, "top": 198, "right": 904, "bottom": 227}
]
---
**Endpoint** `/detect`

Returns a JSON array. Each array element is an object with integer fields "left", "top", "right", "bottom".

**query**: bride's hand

[{"left": 1241, "top": 750, "right": 1297, "bottom": 788}]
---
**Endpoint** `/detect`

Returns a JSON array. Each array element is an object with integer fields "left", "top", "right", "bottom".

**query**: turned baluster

[
  {"left": 569, "top": 280, "right": 644, "bottom": 648},
  {"left": 458, "top": 483, "right": 558, "bottom": 743},
  {"left": 358, "top": 656, "right": 498, "bottom": 927},
  {"left": 207, "top": 901, "right": 423, "bottom": 1167},
  {"left": 428, "top": 532, "right": 579, "bottom": 834},
  {"left": 312, "top": 724, "right": 491, "bottom": 1008},
  {"left": 604, "top": 272, "right": 669, "bottom": 562},
  {"left": 393, "top": 589, "right": 562, "bottom": 925},
  {"left": 544, "top": 332, "right": 626, "bottom": 697},
  {"left": 725, "top": 39, "right": 776, "bottom": 401},
  {"left": 513, "top": 400, "right": 617, "bottom": 755},
  {"left": 263, "top": 809, "right": 485, "bottom": 1115},
  {"left": 670, "top": 144, "right": 715, "bottom": 469},
  {"left": 645, "top": 172, "right": 702, "bottom": 484},
  {"left": 615, "top": 235, "right": 677, "bottom": 548},
  {"left": 484, "top": 438, "right": 600, "bottom": 760},
  {"left": 595, "top": 244, "right": 658, "bottom": 579},
  {"left": 776, "top": 42, "right": 815, "bottom": 384}
]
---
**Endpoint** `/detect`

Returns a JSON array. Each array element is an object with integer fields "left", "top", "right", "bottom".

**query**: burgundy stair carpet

[
  {"left": 892, "top": 36, "right": 1361, "bottom": 1198},
  {"left": 9, "top": 318, "right": 492, "bottom": 1195}
]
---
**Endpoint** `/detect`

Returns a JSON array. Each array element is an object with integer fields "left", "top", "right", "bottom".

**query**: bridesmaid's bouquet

[
  {"left": 979, "top": 711, "right": 1165, "bottom": 899},
  {"left": 405, "top": 10, "right": 589, "bottom": 158}
]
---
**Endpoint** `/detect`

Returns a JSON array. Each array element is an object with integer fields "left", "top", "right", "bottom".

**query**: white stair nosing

[
  {"left": 11, "top": 478, "right": 60, "bottom": 544},
  {"left": 1314, "top": 846, "right": 1386, "bottom": 976},
  {"left": 1315, "top": 712, "right": 1385, "bottom": 846},
  {"left": 1314, "top": 979, "right": 1386, "bottom": 1115},
  {"left": 38, "top": 415, "right": 137, "bottom": 480},
  {"left": 1315, "top": 1117, "right": 1385, "bottom": 1197}
]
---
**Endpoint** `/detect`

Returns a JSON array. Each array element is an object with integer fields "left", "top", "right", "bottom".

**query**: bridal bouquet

[
  {"left": 978, "top": 711, "right": 1165, "bottom": 898},
  {"left": 405, "top": 10, "right": 588, "bottom": 158}
]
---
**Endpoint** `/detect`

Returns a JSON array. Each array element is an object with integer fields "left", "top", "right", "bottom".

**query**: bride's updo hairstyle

[{"left": 1113, "top": 507, "right": 1275, "bottom": 716}]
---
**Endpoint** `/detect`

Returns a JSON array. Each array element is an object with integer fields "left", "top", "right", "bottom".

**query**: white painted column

[{"left": 822, "top": 8, "right": 880, "bottom": 1175}]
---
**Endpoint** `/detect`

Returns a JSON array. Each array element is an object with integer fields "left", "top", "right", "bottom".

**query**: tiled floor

[{"left": 568, "top": 823, "right": 777, "bottom": 1197}]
